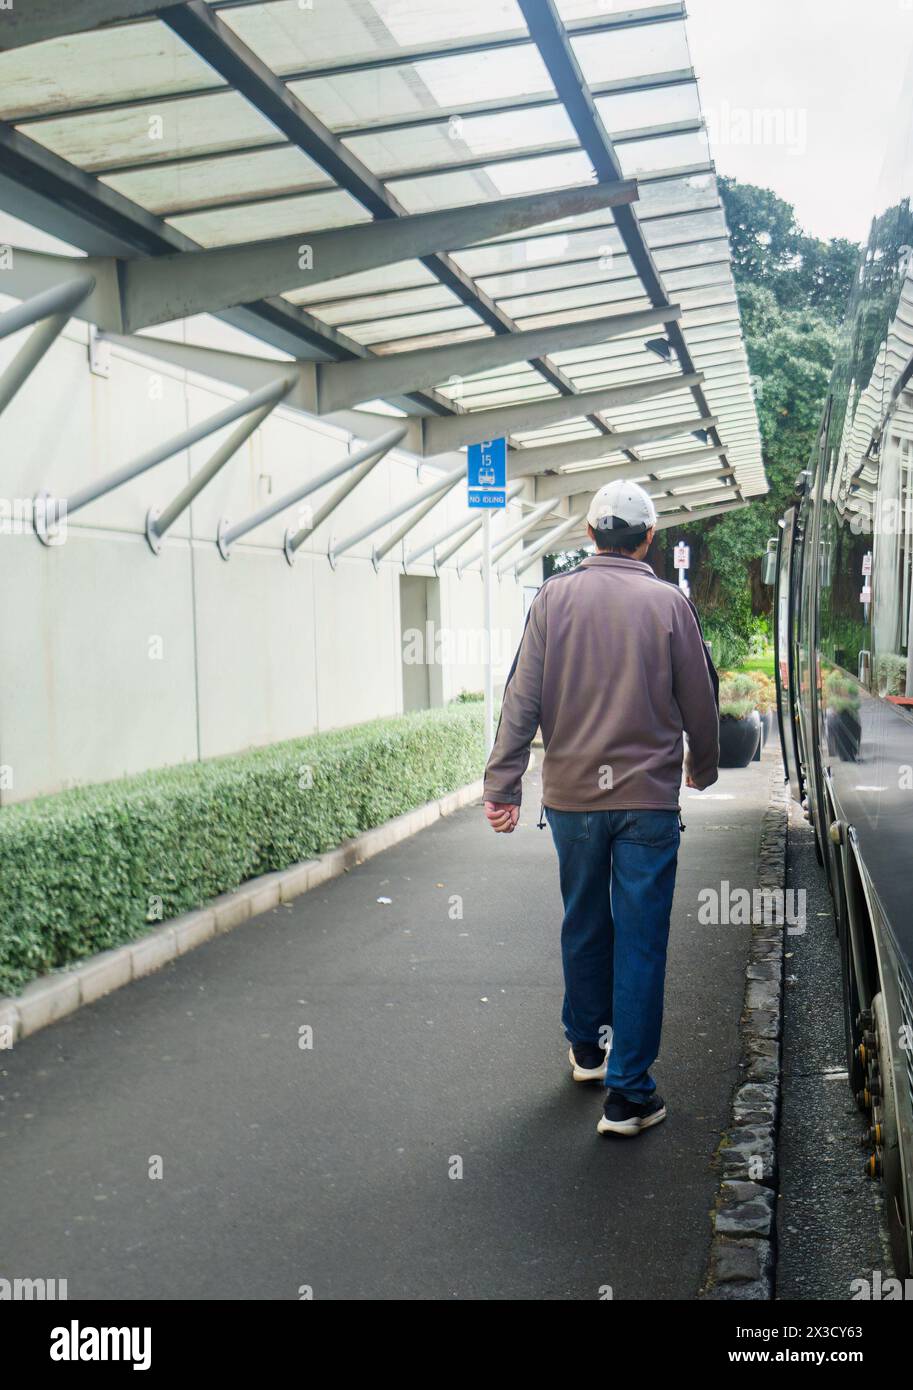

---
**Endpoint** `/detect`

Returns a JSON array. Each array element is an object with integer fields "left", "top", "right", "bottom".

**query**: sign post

[
  {"left": 467, "top": 439, "right": 507, "bottom": 757},
  {"left": 674, "top": 541, "right": 691, "bottom": 598}
]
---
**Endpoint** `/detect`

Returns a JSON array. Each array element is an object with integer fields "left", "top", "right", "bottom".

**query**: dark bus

[{"left": 774, "top": 136, "right": 913, "bottom": 1279}]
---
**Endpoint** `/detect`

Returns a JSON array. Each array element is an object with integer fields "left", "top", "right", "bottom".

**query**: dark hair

[{"left": 591, "top": 518, "right": 648, "bottom": 555}]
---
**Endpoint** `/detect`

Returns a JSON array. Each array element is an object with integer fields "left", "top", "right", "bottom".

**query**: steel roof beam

[
  {"left": 317, "top": 306, "right": 681, "bottom": 413},
  {"left": 93, "top": 312, "right": 689, "bottom": 427},
  {"left": 535, "top": 453, "right": 731, "bottom": 502},
  {"left": 2, "top": 184, "right": 634, "bottom": 335},
  {"left": 421, "top": 373, "right": 704, "bottom": 457},
  {"left": 509, "top": 417, "right": 719, "bottom": 477},
  {"left": 655, "top": 486, "right": 740, "bottom": 512},
  {"left": 553, "top": 497, "right": 748, "bottom": 546}
]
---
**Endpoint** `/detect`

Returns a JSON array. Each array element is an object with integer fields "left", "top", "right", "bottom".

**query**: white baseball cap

[{"left": 587, "top": 478, "right": 657, "bottom": 534}]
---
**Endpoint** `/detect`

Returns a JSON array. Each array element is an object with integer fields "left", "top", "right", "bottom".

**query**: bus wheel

[
  {"left": 840, "top": 920, "right": 865, "bottom": 1102},
  {"left": 862, "top": 992, "right": 910, "bottom": 1279},
  {"left": 803, "top": 796, "right": 825, "bottom": 866}
]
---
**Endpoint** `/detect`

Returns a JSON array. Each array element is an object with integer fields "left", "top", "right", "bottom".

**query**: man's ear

[{"left": 586, "top": 523, "right": 595, "bottom": 544}]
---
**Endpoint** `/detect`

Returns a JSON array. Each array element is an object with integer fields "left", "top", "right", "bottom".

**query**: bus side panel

[{"left": 775, "top": 507, "right": 803, "bottom": 802}]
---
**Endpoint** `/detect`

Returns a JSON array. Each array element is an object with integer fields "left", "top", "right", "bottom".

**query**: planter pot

[
  {"left": 719, "top": 710, "right": 762, "bottom": 768},
  {"left": 758, "top": 709, "right": 775, "bottom": 747}
]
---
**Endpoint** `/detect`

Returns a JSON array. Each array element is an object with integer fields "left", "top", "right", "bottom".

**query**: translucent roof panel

[
  {"left": 288, "top": 262, "right": 439, "bottom": 307},
  {"left": 318, "top": 284, "right": 463, "bottom": 326},
  {"left": 655, "top": 238, "right": 731, "bottom": 272},
  {"left": 389, "top": 151, "right": 595, "bottom": 212},
  {"left": 594, "top": 83, "right": 701, "bottom": 133},
  {"left": 617, "top": 130, "right": 711, "bottom": 177},
  {"left": 19, "top": 92, "right": 283, "bottom": 172},
  {"left": 451, "top": 224, "right": 623, "bottom": 279},
  {"left": 645, "top": 207, "right": 728, "bottom": 246},
  {"left": 555, "top": 0, "right": 684, "bottom": 17},
  {"left": 476, "top": 255, "right": 637, "bottom": 300},
  {"left": 343, "top": 106, "right": 578, "bottom": 179},
  {"left": 369, "top": 323, "right": 493, "bottom": 353},
  {"left": 288, "top": 46, "right": 555, "bottom": 129},
  {"left": 664, "top": 264, "right": 733, "bottom": 293},
  {"left": 0, "top": 23, "right": 222, "bottom": 121},
  {"left": 344, "top": 305, "right": 486, "bottom": 347},
  {"left": 571, "top": 23, "right": 693, "bottom": 86},
  {"left": 498, "top": 280, "right": 649, "bottom": 321},
  {"left": 168, "top": 189, "right": 370, "bottom": 248},
  {"left": 220, "top": 0, "right": 529, "bottom": 71},
  {"left": 513, "top": 300, "right": 655, "bottom": 332},
  {"left": 511, "top": 422, "right": 602, "bottom": 445},
  {"left": 635, "top": 171, "right": 719, "bottom": 219},
  {"left": 103, "top": 146, "right": 329, "bottom": 217}
]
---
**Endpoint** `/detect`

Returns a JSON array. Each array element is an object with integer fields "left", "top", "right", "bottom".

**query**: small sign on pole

[
  {"left": 467, "top": 438, "right": 507, "bottom": 510},
  {"left": 674, "top": 541, "right": 690, "bottom": 597},
  {"left": 467, "top": 439, "right": 506, "bottom": 758}
]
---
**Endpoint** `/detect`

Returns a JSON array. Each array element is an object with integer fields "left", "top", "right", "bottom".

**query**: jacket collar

[{"left": 579, "top": 554, "right": 655, "bottom": 575}]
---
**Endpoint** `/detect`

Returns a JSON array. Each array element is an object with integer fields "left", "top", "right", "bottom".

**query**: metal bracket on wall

[{"left": 87, "top": 325, "right": 111, "bottom": 380}]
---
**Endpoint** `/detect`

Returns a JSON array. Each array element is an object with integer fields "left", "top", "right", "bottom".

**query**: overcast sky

[{"left": 686, "top": 0, "right": 913, "bottom": 245}]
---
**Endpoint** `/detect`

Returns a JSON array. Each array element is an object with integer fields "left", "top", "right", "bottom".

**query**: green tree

[{"left": 679, "top": 180, "right": 857, "bottom": 646}]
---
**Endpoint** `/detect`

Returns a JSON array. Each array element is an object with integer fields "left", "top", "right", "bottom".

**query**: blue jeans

[{"left": 546, "top": 808, "right": 681, "bottom": 1102}]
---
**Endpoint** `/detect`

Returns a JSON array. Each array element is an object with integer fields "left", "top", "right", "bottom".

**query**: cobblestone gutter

[{"left": 701, "top": 756, "right": 791, "bottom": 1300}]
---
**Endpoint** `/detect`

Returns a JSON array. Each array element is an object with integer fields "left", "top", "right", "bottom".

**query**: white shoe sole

[
  {"left": 597, "top": 1105, "right": 667, "bottom": 1137},
  {"left": 568, "top": 1045, "right": 607, "bottom": 1083}
]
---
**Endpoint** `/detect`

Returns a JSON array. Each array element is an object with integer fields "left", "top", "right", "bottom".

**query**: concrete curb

[
  {"left": 0, "top": 778, "right": 485, "bottom": 1046},
  {"left": 701, "top": 750, "right": 790, "bottom": 1300}
]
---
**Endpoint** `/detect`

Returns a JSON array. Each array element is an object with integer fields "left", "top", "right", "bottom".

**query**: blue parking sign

[{"left": 467, "top": 438, "right": 507, "bottom": 509}]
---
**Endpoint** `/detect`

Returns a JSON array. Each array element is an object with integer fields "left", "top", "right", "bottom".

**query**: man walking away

[{"left": 482, "top": 480, "right": 719, "bottom": 1137}]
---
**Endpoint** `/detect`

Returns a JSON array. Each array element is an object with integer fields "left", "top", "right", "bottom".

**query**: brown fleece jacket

[{"left": 483, "top": 555, "right": 720, "bottom": 811}]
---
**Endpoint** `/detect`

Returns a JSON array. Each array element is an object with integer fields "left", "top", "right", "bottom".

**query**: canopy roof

[{"left": 0, "top": 0, "right": 766, "bottom": 541}]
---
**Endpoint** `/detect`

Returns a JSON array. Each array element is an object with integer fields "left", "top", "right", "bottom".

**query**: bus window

[{"left": 872, "top": 401, "right": 913, "bottom": 704}]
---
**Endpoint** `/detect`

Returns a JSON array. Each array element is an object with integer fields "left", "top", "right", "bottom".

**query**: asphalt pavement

[
  {"left": 776, "top": 803, "right": 889, "bottom": 1298},
  {"left": 2, "top": 759, "right": 770, "bottom": 1300}
]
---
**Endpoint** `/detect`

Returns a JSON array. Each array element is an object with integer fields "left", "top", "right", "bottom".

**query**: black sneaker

[
  {"left": 597, "top": 1090, "right": 667, "bottom": 1136},
  {"left": 568, "top": 1042, "right": 608, "bottom": 1082}
]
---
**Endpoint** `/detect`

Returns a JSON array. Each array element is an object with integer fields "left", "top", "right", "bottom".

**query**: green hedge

[{"left": 0, "top": 705, "right": 486, "bottom": 994}]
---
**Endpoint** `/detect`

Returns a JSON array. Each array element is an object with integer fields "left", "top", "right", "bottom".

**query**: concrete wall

[{"left": 0, "top": 244, "right": 543, "bottom": 804}]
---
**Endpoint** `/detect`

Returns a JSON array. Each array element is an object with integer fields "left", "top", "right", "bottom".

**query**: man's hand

[
  {"left": 484, "top": 801, "right": 520, "bottom": 834},
  {"left": 684, "top": 751, "right": 698, "bottom": 790}
]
